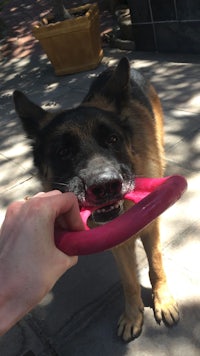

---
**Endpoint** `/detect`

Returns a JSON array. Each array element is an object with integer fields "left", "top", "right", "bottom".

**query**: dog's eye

[
  {"left": 57, "top": 147, "right": 70, "bottom": 159},
  {"left": 106, "top": 134, "right": 119, "bottom": 146}
]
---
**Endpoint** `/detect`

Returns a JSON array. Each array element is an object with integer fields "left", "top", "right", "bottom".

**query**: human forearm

[{"left": 0, "top": 191, "right": 81, "bottom": 335}]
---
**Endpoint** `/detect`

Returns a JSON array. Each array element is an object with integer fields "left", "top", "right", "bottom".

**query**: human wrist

[
  {"left": 0, "top": 268, "right": 22, "bottom": 335},
  {"left": 0, "top": 264, "right": 44, "bottom": 336}
]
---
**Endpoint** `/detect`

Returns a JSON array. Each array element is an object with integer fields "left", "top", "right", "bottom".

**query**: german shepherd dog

[{"left": 14, "top": 57, "right": 179, "bottom": 341}]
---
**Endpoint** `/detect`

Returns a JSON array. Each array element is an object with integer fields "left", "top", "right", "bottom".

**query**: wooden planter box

[{"left": 33, "top": 3, "right": 103, "bottom": 75}]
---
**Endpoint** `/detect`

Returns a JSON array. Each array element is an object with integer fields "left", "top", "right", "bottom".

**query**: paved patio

[{"left": 0, "top": 44, "right": 200, "bottom": 356}]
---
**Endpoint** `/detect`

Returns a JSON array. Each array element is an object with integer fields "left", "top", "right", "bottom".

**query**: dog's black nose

[{"left": 86, "top": 178, "right": 122, "bottom": 203}]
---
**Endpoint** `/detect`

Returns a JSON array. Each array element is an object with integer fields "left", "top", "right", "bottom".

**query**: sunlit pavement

[{"left": 0, "top": 48, "right": 200, "bottom": 356}]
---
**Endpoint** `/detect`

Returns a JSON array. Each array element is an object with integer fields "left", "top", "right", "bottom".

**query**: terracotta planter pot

[{"left": 33, "top": 3, "right": 103, "bottom": 75}]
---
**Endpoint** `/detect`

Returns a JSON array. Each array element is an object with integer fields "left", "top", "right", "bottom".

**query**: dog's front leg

[
  {"left": 140, "top": 219, "right": 179, "bottom": 327},
  {"left": 112, "top": 240, "right": 144, "bottom": 342}
]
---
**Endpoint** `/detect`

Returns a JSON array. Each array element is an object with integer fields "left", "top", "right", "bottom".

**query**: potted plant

[{"left": 33, "top": 1, "right": 103, "bottom": 75}]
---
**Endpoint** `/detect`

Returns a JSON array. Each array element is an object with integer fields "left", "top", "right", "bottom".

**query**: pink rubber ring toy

[{"left": 55, "top": 175, "right": 187, "bottom": 255}]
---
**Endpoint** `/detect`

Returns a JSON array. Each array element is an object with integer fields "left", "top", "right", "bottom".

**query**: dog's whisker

[{"left": 52, "top": 182, "right": 68, "bottom": 187}]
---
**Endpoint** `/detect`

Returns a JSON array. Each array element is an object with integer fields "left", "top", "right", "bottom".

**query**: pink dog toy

[{"left": 55, "top": 175, "right": 187, "bottom": 255}]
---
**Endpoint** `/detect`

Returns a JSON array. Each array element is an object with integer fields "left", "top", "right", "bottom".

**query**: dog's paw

[
  {"left": 117, "top": 307, "right": 144, "bottom": 342},
  {"left": 153, "top": 287, "right": 179, "bottom": 327}
]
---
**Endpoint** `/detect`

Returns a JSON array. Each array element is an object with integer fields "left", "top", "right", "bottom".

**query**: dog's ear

[
  {"left": 101, "top": 57, "right": 131, "bottom": 110},
  {"left": 13, "top": 91, "right": 48, "bottom": 139},
  {"left": 83, "top": 57, "right": 131, "bottom": 110},
  {"left": 105, "top": 57, "right": 130, "bottom": 95}
]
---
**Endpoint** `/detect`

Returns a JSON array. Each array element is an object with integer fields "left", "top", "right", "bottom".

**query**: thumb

[{"left": 47, "top": 192, "right": 85, "bottom": 232}]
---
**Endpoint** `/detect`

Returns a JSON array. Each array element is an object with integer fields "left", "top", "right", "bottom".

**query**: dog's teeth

[{"left": 96, "top": 201, "right": 122, "bottom": 214}]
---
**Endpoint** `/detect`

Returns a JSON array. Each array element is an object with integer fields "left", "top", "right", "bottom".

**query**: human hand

[{"left": 0, "top": 190, "right": 84, "bottom": 336}]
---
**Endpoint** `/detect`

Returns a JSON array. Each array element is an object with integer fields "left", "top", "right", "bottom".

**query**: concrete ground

[{"left": 0, "top": 46, "right": 200, "bottom": 356}]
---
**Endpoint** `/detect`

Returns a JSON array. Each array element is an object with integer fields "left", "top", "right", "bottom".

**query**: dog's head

[{"left": 14, "top": 58, "right": 136, "bottom": 223}]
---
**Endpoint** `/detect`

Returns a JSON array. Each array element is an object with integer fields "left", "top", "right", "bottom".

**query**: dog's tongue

[
  {"left": 55, "top": 176, "right": 187, "bottom": 256},
  {"left": 79, "top": 209, "right": 91, "bottom": 230}
]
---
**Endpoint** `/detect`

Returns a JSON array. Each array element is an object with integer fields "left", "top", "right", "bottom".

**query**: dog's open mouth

[{"left": 91, "top": 200, "right": 124, "bottom": 224}]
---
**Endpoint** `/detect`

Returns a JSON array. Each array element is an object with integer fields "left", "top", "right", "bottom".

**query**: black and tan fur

[{"left": 14, "top": 58, "right": 179, "bottom": 341}]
